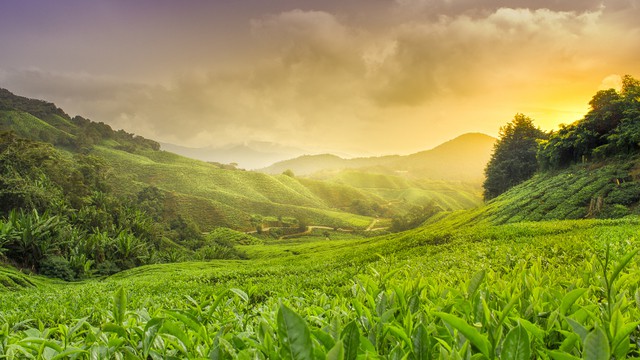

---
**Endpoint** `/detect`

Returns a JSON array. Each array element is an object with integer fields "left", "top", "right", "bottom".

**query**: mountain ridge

[{"left": 259, "top": 132, "right": 496, "bottom": 181}]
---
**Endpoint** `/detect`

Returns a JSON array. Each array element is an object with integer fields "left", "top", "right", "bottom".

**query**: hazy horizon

[{"left": 1, "top": 0, "right": 639, "bottom": 155}]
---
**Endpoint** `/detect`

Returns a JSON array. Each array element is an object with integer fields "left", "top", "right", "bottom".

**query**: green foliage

[
  {"left": 1, "top": 215, "right": 639, "bottom": 358},
  {"left": 0, "top": 88, "right": 159, "bottom": 151},
  {"left": 277, "top": 304, "right": 314, "bottom": 359},
  {"left": 483, "top": 113, "right": 547, "bottom": 200},
  {"left": 538, "top": 75, "right": 640, "bottom": 169},
  {"left": 39, "top": 256, "right": 74, "bottom": 281},
  {"left": 390, "top": 203, "right": 443, "bottom": 232},
  {"left": 3, "top": 79, "right": 640, "bottom": 358},
  {"left": 481, "top": 157, "right": 640, "bottom": 223}
]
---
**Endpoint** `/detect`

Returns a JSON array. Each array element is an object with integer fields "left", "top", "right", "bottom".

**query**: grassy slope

[
  {"left": 481, "top": 156, "right": 640, "bottom": 223},
  {"left": 2, "top": 159, "right": 640, "bottom": 357},
  {"left": 92, "top": 146, "right": 380, "bottom": 230},
  {"left": 2, "top": 213, "right": 638, "bottom": 327},
  {"left": 316, "top": 170, "right": 483, "bottom": 212},
  {"left": 0, "top": 96, "right": 484, "bottom": 231},
  {"left": 0, "top": 110, "right": 74, "bottom": 142}
]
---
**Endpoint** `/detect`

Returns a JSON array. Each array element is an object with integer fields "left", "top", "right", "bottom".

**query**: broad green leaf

[
  {"left": 609, "top": 309, "right": 622, "bottom": 340},
  {"left": 467, "top": 270, "right": 486, "bottom": 298},
  {"left": 501, "top": 325, "right": 530, "bottom": 360},
  {"left": 164, "top": 310, "right": 205, "bottom": 339},
  {"left": 584, "top": 327, "right": 609, "bottom": 360},
  {"left": 560, "top": 288, "right": 587, "bottom": 315},
  {"left": 547, "top": 350, "right": 580, "bottom": 360},
  {"left": 514, "top": 318, "right": 545, "bottom": 341},
  {"left": 497, "top": 294, "right": 520, "bottom": 328},
  {"left": 609, "top": 249, "right": 639, "bottom": 286},
  {"left": 160, "top": 321, "right": 191, "bottom": 353},
  {"left": 312, "top": 329, "right": 335, "bottom": 351},
  {"left": 142, "top": 317, "right": 164, "bottom": 357},
  {"left": 612, "top": 321, "right": 640, "bottom": 350},
  {"left": 412, "top": 323, "right": 431, "bottom": 360},
  {"left": 382, "top": 268, "right": 403, "bottom": 283},
  {"left": 614, "top": 337, "right": 630, "bottom": 359},
  {"left": 565, "top": 318, "right": 588, "bottom": 344},
  {"left": 340, "top": 320, "right": 360, "bottom": 360},
  {"left": 388, "top": 325, "right": 412, "bottom": 349},
  {"left": 229, "top": 288, "right": 249, "bottom": 303},
  {"left": 50, "top": 348, "right": 87, "bottom": 360},
  {"left": 559, "top": 332, "right": 579, "bottom": 352},
  {"left": 434, "top": 312, "right": 491, "bottom": 358},
  {"left": 113, "top": 287, "right": 127, "bottom": 325},
  {"left": 102, "top": 323, "right": 127, "bottom": 338},
  {"left": 18, "top": 338, "right": 63, "bottom": 353},
  {"left": 277, "top": 304, "right": 314, "bottom": 360},
  {"left": 359, "top": 335, "right": 376, "bottom": 352},
  {"left": 327, "top": 340, "right": 344, "bottom": 360}
]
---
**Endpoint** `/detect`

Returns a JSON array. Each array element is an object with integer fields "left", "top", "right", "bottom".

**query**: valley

[{"left": 1, "top": 76, "right": 640, "bottom": 358}]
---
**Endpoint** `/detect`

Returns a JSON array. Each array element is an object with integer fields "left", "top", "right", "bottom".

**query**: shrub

[
  {"left": 39, "top": 256, "right": 74, "bottom": 281},
  {"left": 606, "top": 182, "right": 640, "bottom": 205},
  {"left": 95, "top": 260, "right": 121, "bottom": 276}
]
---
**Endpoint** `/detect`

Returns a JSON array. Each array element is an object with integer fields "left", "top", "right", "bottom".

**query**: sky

[{"left": 1, "top": 0, "right": 639, "bottom": 156}]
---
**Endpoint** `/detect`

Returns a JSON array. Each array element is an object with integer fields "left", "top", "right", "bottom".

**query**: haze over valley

[{"left": 1, "top": 1, "right": 640, "bottom": 358}]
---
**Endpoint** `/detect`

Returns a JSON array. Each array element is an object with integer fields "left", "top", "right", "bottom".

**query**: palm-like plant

[{"left": 4, "top": 209, "right": 64, "bottom": 269}]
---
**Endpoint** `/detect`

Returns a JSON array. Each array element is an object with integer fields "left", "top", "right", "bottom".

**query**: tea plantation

[{"left": 1, "top": 210, "right": 639, "bottom": 358}]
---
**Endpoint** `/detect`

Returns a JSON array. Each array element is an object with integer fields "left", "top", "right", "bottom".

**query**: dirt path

[
  {"left": 246, "top": 220, "right": 389, "bottom": 239},
  {"left": 365, "top": 218, "right": 379, "bottom": 231}
]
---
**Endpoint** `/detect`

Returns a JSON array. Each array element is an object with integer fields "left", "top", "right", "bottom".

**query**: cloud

[
  {"left": 2, "top": 2, "right": 640, "bottom": 154},
  {"left": 365, "top": 7, "right": 611, "bottom": 106},
  {"left": 599, "top": 74, "right": 623, "bottom": 91}
]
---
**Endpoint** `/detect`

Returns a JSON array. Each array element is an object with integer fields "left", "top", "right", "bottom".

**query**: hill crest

[{"left": 259, "top": 132, "right": 496, "bottom": 181}]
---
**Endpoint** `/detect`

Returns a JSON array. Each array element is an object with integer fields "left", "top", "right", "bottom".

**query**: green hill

[
  {"left": 311, "top": 170, "right": 482, "bottom": 212},
  {"left": 91, "top": 144, "right": 384, "bottom": 230},
  {"left": 3, "top": 78, "right": 640, "bottom": 358},
  {"left": 2, "top": 191, "right": 639, "bottom": 357},
  {"left": 0, "top": 88, "right": 484, "bottom": 233}
]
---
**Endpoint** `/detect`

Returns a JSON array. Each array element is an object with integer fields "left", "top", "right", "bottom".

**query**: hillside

[
  {"left": 0, "top": 88, "right": 483, "bottom": 233},
  {"left": 259, "top": 132, "right": 496, "bottom": 181},
  {"left": 307, "top": 170, "right": 482, "bottom": 212},
  {"left": 4, "top": 84, "right": 640, "bottom": 357},
  {"left": 2, "top": 196, "right": 639, "bottom": 357},
  {"left": 0, "top": 88, "right": 160, "bottom": 152}
]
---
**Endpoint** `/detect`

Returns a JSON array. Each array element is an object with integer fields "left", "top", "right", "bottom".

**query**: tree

[
  {"left": 483, "top": 114, "right": 547, "bottom": 200},
  {"left": 282, "top": 169, "right": 295, "bottom": 177},
  {"left": 538, "top": 74, "right": 640, "bottom": 167}
]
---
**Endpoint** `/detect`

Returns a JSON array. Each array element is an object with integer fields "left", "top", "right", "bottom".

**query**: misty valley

[{"left": 1, "top": 75, "right": 640, "bottom": 358}]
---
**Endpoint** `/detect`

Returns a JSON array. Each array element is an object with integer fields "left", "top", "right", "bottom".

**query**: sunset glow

[{"left": 1, "top": 0, "right": 639, "bottom": 155}]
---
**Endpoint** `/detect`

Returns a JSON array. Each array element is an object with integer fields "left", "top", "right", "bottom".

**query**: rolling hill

[
  {"left": 4, "top": 80, "right": 640, "bottom": 358},
  {"left": 259, "top": 132, "right": 496, "bottom": 182},
  {"left": 0, "top": 88, "right": 484, "bottom": 232}
]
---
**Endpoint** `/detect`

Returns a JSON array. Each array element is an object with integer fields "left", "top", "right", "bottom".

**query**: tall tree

[{"left": 483, "top": 114, "right": 547, "bottom": 200}]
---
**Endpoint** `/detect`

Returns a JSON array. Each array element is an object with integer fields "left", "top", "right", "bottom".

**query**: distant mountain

[
  {"left": 160, "top": 141, "right": 308, "bottom": 170},
  {"left": 260, "top": 133, "right": 496, "bottom": 182}
]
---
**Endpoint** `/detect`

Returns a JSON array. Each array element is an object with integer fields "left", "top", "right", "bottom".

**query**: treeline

[
  {"left": 538, "top": 75, "right": 640, "bottom": 168},
  {"left": 0, "top": 88, "right": 159, "bottom": 153},
  {"left": 0, "top": 132, "right": 243, "bottom": 279},
  {"left": 484, "top": 75, "right": 640, "bottom": 200}
]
